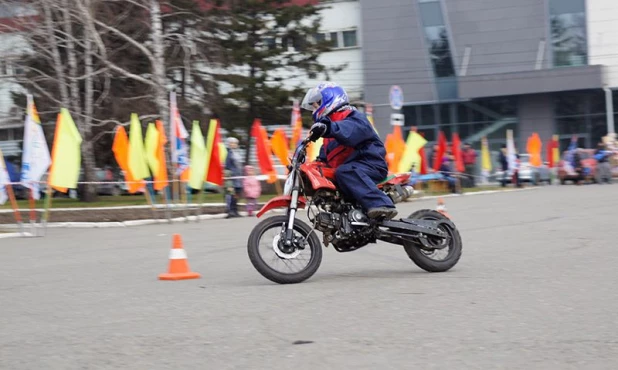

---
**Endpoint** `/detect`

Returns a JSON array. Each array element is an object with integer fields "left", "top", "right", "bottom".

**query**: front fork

[{"left": 283, "top": 173, "right": 300, "bottom": 247}]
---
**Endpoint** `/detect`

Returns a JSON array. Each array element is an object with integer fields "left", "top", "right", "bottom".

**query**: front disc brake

[{"left": 272, "top": 234, "right": 302, "bottom": 259}]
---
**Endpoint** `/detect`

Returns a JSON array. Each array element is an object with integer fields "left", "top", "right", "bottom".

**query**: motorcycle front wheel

[
  {"left": 403, "top": 209, "right": 462, "bottom": 272},
  {"left": 247, "top": 215, "right": 322, "bottom": 284}
]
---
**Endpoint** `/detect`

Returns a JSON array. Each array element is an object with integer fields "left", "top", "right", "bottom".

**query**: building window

[
  {"left": 313, "top": 33, "right": 326, "bottom": 44},
  {"left": 342, "top": 30, "right": 357, "bottom": 48},
  {"left": 553, "top": 90, "right": 607, "bottom": 149},
  {"left": 549, "top": 0, "right": 587, "bottom": 67},
  {"left": 418, "top": 1, "right": 456, "bottom": 78},
  {"left": 424, "top": 26, "right": 455, "bottom": 77},
  {"left": 312, "top": 29, "right": 359, "bottom": 50}
]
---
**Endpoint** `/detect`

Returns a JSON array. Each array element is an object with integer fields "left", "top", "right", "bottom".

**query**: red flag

[
  {"left": 547, "top": 137, "right": 558, "bottom": 168},
  {"left": 206, "top": 119, "right": 224, "bottom": 186},
  {"left": 251, "top": 119, "right": 276, "bottom": 183},
  {"left": 452, "top": 133, "right": 465, "bottom": 173},
  {"left": 433, "top": 131, "right": 448, "bottom": 171}
]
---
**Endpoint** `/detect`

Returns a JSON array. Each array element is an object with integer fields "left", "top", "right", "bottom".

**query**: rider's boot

[{"left": 367, "top": 207, "right": 398, "bottom": 220}]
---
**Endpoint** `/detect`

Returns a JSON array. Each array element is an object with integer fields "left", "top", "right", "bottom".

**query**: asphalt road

[{"left": 1, "top": 184, "right": 617, "bottom": 369}]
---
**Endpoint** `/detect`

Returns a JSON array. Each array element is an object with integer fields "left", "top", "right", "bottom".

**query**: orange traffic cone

[
  {"left": 436, "top": 198, "right": 451, "bottom": 219},
  {"left": 158, "top": 234, "right": 201, "bottom": 281}
]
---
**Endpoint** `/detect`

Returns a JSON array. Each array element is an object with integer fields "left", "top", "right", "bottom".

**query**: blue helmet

[{"left": 301, "top": 82, "right": 350, "bottom": 122}]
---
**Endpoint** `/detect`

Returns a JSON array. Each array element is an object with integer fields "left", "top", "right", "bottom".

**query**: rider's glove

[
  {"left": 317, "top": 116, "right": 332, "bottom": 126},
  {"left": 309, "top": 122, "right": 328, "bottom": 142}
]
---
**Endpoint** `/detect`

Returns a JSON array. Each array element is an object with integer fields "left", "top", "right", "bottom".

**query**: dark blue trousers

[{"left": 335, "top": 161, "right": 394, "bottom": 211}]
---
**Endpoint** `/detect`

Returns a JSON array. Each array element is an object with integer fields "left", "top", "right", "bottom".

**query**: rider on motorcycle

[{"left": 301, "top": 82, "right": 398, "bottom": 220}]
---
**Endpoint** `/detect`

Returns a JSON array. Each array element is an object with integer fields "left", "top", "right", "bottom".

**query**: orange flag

[
  {"left": 270, "top": 128, "right": 290, "bottom": 166},
  {"left": 154, "top": 120, "right": 169, "bottom": 191},
  {"left": 527, "top": 132, "right": 542, "bottom": 167},
  {"left": 290, "top": 118, "right": 303, "bottom": 152},
  {"left": 252, "top": 119, "right": 277, "bottom": 183},
  {"left": 112, "top": 126, "right": 144, "bottom": 193},
  {"left": 392, "top": 126, "right": 406, "bottom": 173}
]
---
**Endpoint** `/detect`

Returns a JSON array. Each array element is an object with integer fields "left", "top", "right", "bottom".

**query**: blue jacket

[{"left": 317, "top": 109, "right": 388, "bottom": 172}]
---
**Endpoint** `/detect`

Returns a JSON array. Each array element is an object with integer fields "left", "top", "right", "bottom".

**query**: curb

[
  {"left": 0, "top": 188, "right": 534, "bottom": 231},
  {"left": 0, "top": 202, "right": 238, "bottom": 214},
  {"left": 0, "top": 232, "right": 34, "bottom": 239},
  {"left": 409, "top": 186, "right": 537, "bottom": 202}
]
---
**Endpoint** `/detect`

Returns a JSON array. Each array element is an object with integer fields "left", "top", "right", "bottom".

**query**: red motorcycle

[{"left": 247, "top": 135, "right": 462, "bottom": 284}]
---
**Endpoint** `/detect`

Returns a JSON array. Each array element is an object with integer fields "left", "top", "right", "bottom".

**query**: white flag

[
  {"left": 0, "top": 149, "right": 10, "bottom": 205},
  {"left": 506, "top": 129, "right": 517, "bottom": 176},
  {"left": 20, "top": 95, "right": 51, "bottom": 200}
]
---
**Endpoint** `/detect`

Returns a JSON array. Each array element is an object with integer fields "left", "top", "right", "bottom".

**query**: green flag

[
  {"left": 128, "top": 113, "right": 150, "bottom": 180},
  {"left": 144, "top": 122, "right": 160, "bottom": 175},
  {"left": 49, "top": 109, "right": 83, "bottom": 190},
  {"left": 188, "top": 121, "right": 207, "bottom": 190}
]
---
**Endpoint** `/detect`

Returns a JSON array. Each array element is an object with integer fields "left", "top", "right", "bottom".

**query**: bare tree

[{"left": 0, "top": 0, "right": 218, "bottom": 201}]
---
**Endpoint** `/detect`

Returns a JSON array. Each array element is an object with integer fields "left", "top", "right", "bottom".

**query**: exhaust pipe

[{"left": 387, "top": 185, "right": 415, "bottom": 204}]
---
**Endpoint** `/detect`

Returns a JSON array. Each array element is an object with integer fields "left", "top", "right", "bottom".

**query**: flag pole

[
  {"left": 195, "top": 182, "right": 205, "bottom": 222},
  {"left": 5, "top": 182, "right": 24, "bottom": 235},
  {"left": 143, "top": 181, "right": 156, "bottom": 219},
  {"left": 28, "top": 187, "right": 37, "bottom": 236},
  {"left": 181, "top": 179, "right": 190, "bottom": 221},
  {"left": 41, "top": 183, "right": 53, "bottom": 236},
  {"left": 160, "top": 185, "right": 172, "bottom": 222}
]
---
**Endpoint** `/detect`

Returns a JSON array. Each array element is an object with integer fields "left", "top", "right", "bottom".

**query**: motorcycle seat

[{"left": 377, "top": 174, "right": 396, "bottom": 187}]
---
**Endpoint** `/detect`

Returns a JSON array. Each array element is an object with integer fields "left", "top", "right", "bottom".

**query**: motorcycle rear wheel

[
  {"left": 247, "top": 215, "right": 323, "bottom": 284},
  {"left": 403, "top": 209, "right": 462, "bottom": 272}
]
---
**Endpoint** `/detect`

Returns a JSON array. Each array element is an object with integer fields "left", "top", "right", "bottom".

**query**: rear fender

[
  {"left": 256, "top": 195, "right": 307, "bottom": 218},
  {"left": 388, "top": 173, "right": 411, "bottom": 185}
]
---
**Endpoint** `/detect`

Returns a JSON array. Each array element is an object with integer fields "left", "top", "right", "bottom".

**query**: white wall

[
  {"left": 586, "top": 0, "right": 618, "bottom": 87},
  {"left": 0, "top": 32, "right": 29, "bottom": 128},
  {"left": 282, "top": 0, "right": 363, "bottom": 100}
]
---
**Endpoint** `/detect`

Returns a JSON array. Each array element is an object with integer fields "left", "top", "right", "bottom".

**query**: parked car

[
  {"left": 557, "top": 149, "right": 597, "bottom": 185},
  {"left": 494, "top": 154, "right": 551, "bottom": 185}
]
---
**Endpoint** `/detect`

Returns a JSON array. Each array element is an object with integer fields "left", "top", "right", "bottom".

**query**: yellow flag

[
  {"left": 49, "top": 109, "right": 83, "bottom": 190},
  {"left": 219, "top": 142, "right": 228, "bottom": 164},
  {"left": 128, "top": 113, "right": 150, "bottom": 180},
  {"left": 398, "top": 130, "right": 427, "bottom": 173},
  {"left": 481, "top": 137, "right": 492, "bottom": 172},
  {"left": 307, "top": 137, "right": 323, "bottom": 161},
  {"left": 144, "top": 123, "right": 160, "bottom": 175},
  {"left": 188, "top": 121, "right": 207, "bottom": 190},
  {"left": 552, "top": 134, "right": 560, "bottom": 163}
]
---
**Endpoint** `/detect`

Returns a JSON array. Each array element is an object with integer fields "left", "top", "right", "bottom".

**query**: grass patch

[
  {"left": 0, "top": 193, "right": 277, "bottom": 210},
  {"left": 1, "top": 185, "right": 517, "bottom": 210},
  {"left": 412, "top": 185, "right": 514, "bottom": 198}
]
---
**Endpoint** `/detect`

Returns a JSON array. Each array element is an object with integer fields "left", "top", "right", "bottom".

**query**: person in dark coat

[
  {"left": 498, "top": 144, "right": 508, "bottom": 187},
  {"left": 224, "top": 137, "right": 243, "bottom": 217},
  {"left": 439, "top": 157, "right": 458, "bottom": 193},
  {"left": 302, "top": 82, "right": 397, "bottom": 220}
]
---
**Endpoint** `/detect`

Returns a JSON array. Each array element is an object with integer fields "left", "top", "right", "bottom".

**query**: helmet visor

[{"left": 300, "top": 87, "right": 322, "bottom": 112}]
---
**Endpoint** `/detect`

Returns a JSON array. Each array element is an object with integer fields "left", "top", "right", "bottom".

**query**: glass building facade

[
  {"left": 402, "top": 97, "right": 518, "bottom": 153},
  {"left": 549, "top": 0, "right": 588, "bottom": 67},
  {"left": 417, "top": 0, "right": 457, "bottom": 100}
]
